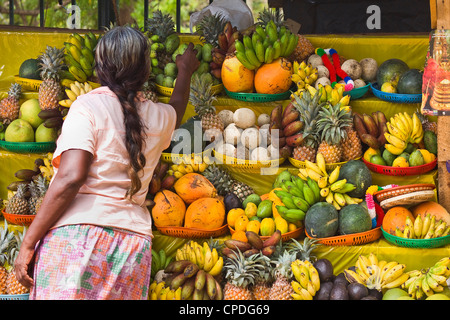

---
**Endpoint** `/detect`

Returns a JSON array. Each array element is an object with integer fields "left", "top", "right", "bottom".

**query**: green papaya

[{"left": 256, "top": 200, "right": 273, "bottom": 219}]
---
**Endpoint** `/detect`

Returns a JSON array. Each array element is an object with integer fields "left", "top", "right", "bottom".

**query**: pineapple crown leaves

[
  {"left": 0, "top": 221, "right": 16, "bottom": 267},
  {"left": 38, "top": 46, "right": 66, "bottom": 81},
  {"left": 257, "top": 7, "right": 286, "bottom": 29},
  {"left": 317, "top": 102, "right": 352, "bottom": 145},
  {"left": 292, "top": 90, "right": 323, "bottom": 147},
  {"left": 201, "top": 164, "right": 234, "bottom": 195},
  {"left": 6, "top": 83, "right": 22, "bottom": 100},
  {"left": 189, "top": 73, "right": 218, "bottom": 117},
  {"left": 195, "top": 13, "right": 228, "bottom": 47},
  {"left": 146, "top": 9, "right": 175, "bottom": 42},
  {"left": 223, "top": 249, "right": 260, "bottom": 288},
  {"left": 271, "top": 249, "right": 297, "bottom": 280},
  {"left": 286, "top": 238, "right": 319, "bottom": 262}
]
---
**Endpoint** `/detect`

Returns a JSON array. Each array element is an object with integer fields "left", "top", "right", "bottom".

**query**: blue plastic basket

[
  {"left": 370, "top": 83, "right": 422, "bottom": 103},
  {"left": 344, "top": 83, "right": 370, "bottom": 100},
  {"left": 0, "top": 294, "right": 29, "bottom": 300}
]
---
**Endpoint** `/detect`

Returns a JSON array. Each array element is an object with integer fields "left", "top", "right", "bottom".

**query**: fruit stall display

[{"left": 1, "top": 7, "right": 449, "bottom": 301}]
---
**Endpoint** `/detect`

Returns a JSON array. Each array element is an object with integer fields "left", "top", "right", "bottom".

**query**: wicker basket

[
  {"left": 0, "top": 140, "right": 56, "bottom": 154},
  {"left": 2, "top": 209, "right": 35, "bottom": 226},
  {"left": 156, "top": 83, "right": 223, "bottom": 97},
  {"left": 160, "top": 152, "right": 205, "bottom": 164},
  {"left": 370, "top": 83, "right": 422, "bottom": 103},
  {"left": 0, "top": 294, "right": 29, "bottom": 300},
  {"left": 289, "top": 157, "right": 361, "bottom": 171},
  {"left": 214, "top": 150, "right": 286, "bottom": 170},
  {"left": 14, "top": 75, "right": 42, "bottom": 92},
  {"left": 305, "top": 227, "right": 382, "bottom": 246},
  {"left": 381, "top": 227, "right": 450, "bottom": 248},
  {"left": 373, "top": 184, "right": 436, "bottom": 202},
  {"left": 224, "top": 84, "right": 295, "bottom": 102},
  {"left": 156, "top": 224, "right": 228, "bottom": 239},
  {"left": 229, "top": 225, "right": 304, "bottom": 242},
  {"left": 379, "top": 190, "right": 436, "bottom": 210},
  {"left": 362, "top": 158, "right": 437, "bottom": 176}
]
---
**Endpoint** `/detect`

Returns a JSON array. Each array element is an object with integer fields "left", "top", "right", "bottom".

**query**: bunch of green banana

[
  {"left": 384, "top": 112, "right": 423, "bottom": 155},
  {"left": 64, "top": 32, "right": 99, "bottom": 83},
  {"left": 148, "top": 280, "right": 181, "bottom": 300},
  {"left": 234, "top": 20, "right": 298, "bottom": 70},
  {"left": 402, "top": 257, "right": 450, "bottom": 299},
  {"left": 175, "top": 241, "right": 223, "bottom": 277},
  {"left": 59, "top": 81, "right": 93, "bottom": 108},
  {"left": 151, "top": 248, "right": 173, "bottom": 280},
  {"left": 345, "top": 253, "right": 409, "bottom": 292},
  {"left": 291, "top": 61, "right": 318, "bottom": 90},
  {"left": 274, "top": 174, "right": 320, "bottom": 223},
  {"left": 297, "top": 153, "right": 361, "bottom": 210},
  {"left": 291, "top": 259, "right": 321, "bottom": 300},
  {"left": 396, "top": 214, "right": 450, "bottom": 239},
  {"left": 162, "top": 259, "right": 223, "bottom": 300}
]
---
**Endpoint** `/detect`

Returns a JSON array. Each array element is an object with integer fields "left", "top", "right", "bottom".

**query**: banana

[
  {"left": 333, "top": 192, "right": 346, "bottom": 207},
  {"left": 208, "top": 256, "right": 223, "bottom": 277},
  {"left": 330, "top": 179, "right": 347, "bottom": 192},
  {"left": 244, "top": 46, "right": 261, "bottom": 68},
  {"left": 428, "top": 271, "right": 448, "bottom": 285},
  {"left": 429, "top": 265, "right": 450, "bottom": 276},
  {"left": 367, "top": 253, "right": 378, "bottom": 267},
  {"left": 315, "top": 153, "right": 327, "bottom": 176},
  {"left": 305, "top": 160, "right": 324, "bottom": 177},
  {"left": 421, "top": 214, "right": 432, "bottom": 236},
  {"left": 424, "top": 215, "right": 436, "bottom": 239},
  {"left": 69, "top": 65, "right": 87, "bottom": 82},
  {"left": 195, "top": 246, "right": 204, "bottom": 270},
  {"left": 382, "top": 272, "right": 409, "bottom": 289},
  {"left": 379, "top": 261, "right": 399, "bottom": 281},
  {"left": 59, "top": 99, "right": 73, "bottom": 108},
  {"left": 264, "top": 45, "right": 274, "bottom": 64},
  {"left": 397, "top": 112, "right": 412, "bottom": 137},
  {"left": 413, "top": 214, "right": 423, "bottom": 238},
  {"left": 305, "top": 168, "right": 323, "bottom": 182},
  {"left": 236, "top": 51, "right": 257, "bottom": 70},
  {"left": 387, "top": 122, "right": 407, "bottom": 141},
  {"left": 328, "top": 166, "right": 340, "bottom": 185},
  {"left": 433, "top": 220, "right": 447, "bottom": 238},
  {"left": 384, "top": 133, "right": 407, "bottom": 149},
  {"left": 382, "top": 264, "right": 406, "bottom": 285},
  {"left": 384, "top": 143, "right": 405, "bottom": 155},
  {"left": 433, "top": 257, "right": 450, "bottom": 268},
  {"left": 344, "top": 269, "right": 366, "bottom": 285}
]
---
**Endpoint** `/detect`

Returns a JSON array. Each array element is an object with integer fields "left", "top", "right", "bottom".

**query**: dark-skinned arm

[
  {"left": 169, "top": 42, "right": 200, "bottom": 128},
  {"left": 14, "top": 149, "right": 93, "bottom": 288}
]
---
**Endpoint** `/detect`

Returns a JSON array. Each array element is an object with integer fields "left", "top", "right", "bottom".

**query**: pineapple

[
  {"left": 189, "top": 73, "right": 223, "bottom": 142},
  {"left": 0, "top": 221, "right": 15, "bottom": 295},
  {"left": 268, "top": 250, "right": 297, "bottom": 300},
  {"left": 0, "top": 83, "right": 22, "bottom": 125},
  {"left": 316, "top": 103, "right": 353, "bottom": 163},
  {"left": 341, "top": 125, "right": 363, "bottom": 161},
  {"left": 286, "top": 237, "right": 319, "bottom": 262},
  {"left": 38, "top": 46, "right": 65, "bottom": 110},
  {"left": 257, "top": 8, "right": 285, "bottom": 29},
  {"left": 146, "top": 9, "right": 175, "bottom": 42},
  {"left": 195, "top": 13, "right": 228, "bottom": 48},
  {"left": 416, "top": 111, "right": 437, "bottom": 134},
  {"left": 230, "top": 181, "right": 254, "bottom": 204},
  {"left": 252, "top": 253, "right": 273, "bottom": 300},
  {"left": 6, "top": 228, "right": 29, "bottom": 295},
  {"left": 5, "top": 184, "right": 29, "bottom": 215},
  {"left": 289, "top": 35, "right": 315, "bottom": 64},
  {"left": 28, "top": 176, "right": 48, "bottom": 215},
  {"left": 140, "top": 80, "right": 158, "bottom": 103},
  {"left": 291, "top": 91, "right": 323, "bottom": 162}
]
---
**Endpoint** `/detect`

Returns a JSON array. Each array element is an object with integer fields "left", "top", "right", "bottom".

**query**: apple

[
  {"left": 5, "top": 119, "right": 34, "bottom": 142},
  {"left": 35, "top": 123, "right": 58, "bottom": 142},
  {"left": 19, "top": 99, "right": 44, "bottom": 129},
  {"left": 382, "top": 288, "right": 409, "bottom": 300}
]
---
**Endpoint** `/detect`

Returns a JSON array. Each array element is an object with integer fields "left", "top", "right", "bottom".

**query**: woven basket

[
  {"left": 373, "top": 184, "right": 436, "bottom": 202},
  {"left": 14, "top": 75, "right": 42, "bottom": 91},
  {"left": 289, "top": 157, "right": 361, "bottom": 171},
  {"left": 379, "top": 190, "right": 436, "bottom": 210},
  {"left": 381, "top": 227, "right": 450, "bottom": 248},
  {"left": 214, "top": 151, "right": 286, "bottom": 170},
  {"left": 305, "top": 227, "right": 382, "bottom": 246},
  {"left": 370, "top": 83, "right": 422, "bottom": 103},
  {"left": 229, "top": 226, "right": 304, "bottom": 242},
  {"left": 0, "top": 140, "right": 56, "bottom": 154},
  {"left": 2, "top": 209, "right": 35, "bottom": 226},
  {"left": 160, "top": 152, "right": 205, "bottom": 164},
  {"left": 156, "top": 224, "right": 228, "bottom": 239},
  {"left": 362, "top": 158, "right": 437, "bottom": 176}
]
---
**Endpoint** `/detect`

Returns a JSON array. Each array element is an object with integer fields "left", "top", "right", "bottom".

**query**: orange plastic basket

[
  {"left": 156, "top": 224, "right": 229, "bottom": 239},
  {"left": 229, "top": 226, "right": 304, "bottom": 242},
  {"left": 305, "top": 227, "right": 382, "bottom": 246},
  {"left": 2, "top": 209, "right": 35, "bottom": 226}
]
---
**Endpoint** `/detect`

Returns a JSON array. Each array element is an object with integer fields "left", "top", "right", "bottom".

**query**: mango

[
  {"left": 243, "top": 193, "right": 262, "bottom": 209},
  {"left": 257, "top": 200, "right": 273, "bottom": 219},
  {"left": 418, "top": 149, "right": 435, "bottom": 164},
  {"left": 382, "top": 148, "right": 397, "bottom": 166},
  {"left": 363, "top": 147, "right": 380, "bottom": 162},
  {"left": 274, "top": 216, "right": 289, "bottom": 234},
  {"left": 409, "top": 149, "right": 424, "bottom": 166},
  {"left": 260, "top": 217, "right": 275, "bottom": 236},
  {"left": 244, "top": 202, "right": 257, "bottom": 219},
  {"left": 392, "top": 156, "right": 409, "bottom": 167},
  {"left": 423, "top": 130, "right": 437, "bottom": 155}
]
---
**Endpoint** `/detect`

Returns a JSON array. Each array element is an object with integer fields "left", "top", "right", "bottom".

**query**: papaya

[
  {"left": 184, "top": 197, "right": 225, "bottom": 230},
  {"left": 260, "top": 218, "right": 276, "bottom": 236},
  {"left": 174, "top": 173, "right": 217, "bottom": 204},
  {"left": 151, "top": 190, "right": 186, "bottom": 227},
  {"left": 274, "top": 216, "right": 289, "bottom": 234}
]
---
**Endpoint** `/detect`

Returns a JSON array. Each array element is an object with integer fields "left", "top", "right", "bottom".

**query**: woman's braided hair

[{"left": 95, "top": 26, "right": 151, "bottom": 198}]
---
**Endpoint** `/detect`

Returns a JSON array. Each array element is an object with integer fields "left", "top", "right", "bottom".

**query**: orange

[
  {"left": 227, "top": 208, "right": 245, "bottom": 228},
  {"left": 234, "top": 214, "right": 249, "bottom": 232},
  {"left": 231, "top": 230, "right": 248, "bottom": 242},
  {"left": 382, "top": 206, "right": 415, "bottom": 236},
  {"left": 246, "top": 220, "right": 261, "bottom": 234}
]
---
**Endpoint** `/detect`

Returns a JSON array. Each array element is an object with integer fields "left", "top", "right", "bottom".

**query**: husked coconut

[
  {"left": 315, "top": 77, "right": 331, "bottom": 89},
  {"left": 235, "top": 143, "right": 250, "bottom": 160},
  {"left": 259, "top": 123, "right": 271, "bottom": 147},
  {"left": 359, "top": 58, "right": 378, "bottom": 82},
  {"left": 251, "top": 147, "right": 270, "bottom": 162},
  {"left": 317, "top": 65, "right": 330, "bottom": 79},
  {"left": 353, "top": 79, "right": 366, "bottom": 88},
  {"left": 341, "top": 59, "right": 362, "bottom": 80},
  {"left": 233, "top": 108, "right": 256, "bottom": 129},
  {"left": 223, "top": 123, "right": 242, "bottom": 145},
  {"left": 241, "top": 127, "right": 261, "bottom": 150},
  {"left": 217, "top": 109, "right": 234, "bottom": 128},
  {"left": 216, "top": 143, "right": 236, "bottom": 157},
  {"left": 267, "top": 144, "right": 280, "bottom": 159},
  {"left": 257, "top": 113, "right": 270, "bottom": 126},
  {"left": 308, "top": 54, "right": 323, "bottom": 69}
]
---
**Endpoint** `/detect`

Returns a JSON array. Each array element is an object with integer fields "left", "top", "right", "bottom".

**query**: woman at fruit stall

[{"left": 13, "top": 26, "right": 200, "bottom": 300}]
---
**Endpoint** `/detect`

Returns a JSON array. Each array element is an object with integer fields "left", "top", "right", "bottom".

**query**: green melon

[
  {"left": 376, "top": 58, "right": 409, "bottom": 86},
  {"left": 397, "top": 69, "right": 423, "bottom": 94},
  {"left": 338, "top": 204, "right": 372, "bottom": 235},
  {"left": 305, "top": 202, "right": 339, "bottom": 238},
  {"left": 19, "top": 58, "right": 41, "bottom": 80},
  {"left": 338, "top": 160, "right": 372, "bottom": 198}
]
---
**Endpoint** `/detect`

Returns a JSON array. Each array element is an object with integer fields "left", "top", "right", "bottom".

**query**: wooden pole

[{"left": 432, "top": 0, "right": 450, "bottom": 210}]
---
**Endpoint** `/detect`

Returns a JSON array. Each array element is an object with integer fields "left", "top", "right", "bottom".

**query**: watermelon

[
  {"left": 397, "top": 69, "right": 423, "bottom": 94},
  {"left": 305, "top": 202, "right": 339, "bottom": 238},
  {"left": 376, "top": 58, "right": 409, "bottom": 86},
  {"left": 338, "top": 160, "right": 372, "bottom": 198},
  {"left": 19, "top": 58, "right": 41, "bottom": 80},
  {"left": 338, "top": 204, "right": 372, "bottom": 235}
]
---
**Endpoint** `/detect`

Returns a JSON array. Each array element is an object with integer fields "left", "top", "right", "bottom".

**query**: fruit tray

[
  {"left": 370, "top": 82, "right": 422, "bottom": 104},
  {"left": 224, "top": 83, "right": 296, "bottom": 102},
  {"left": 362, "top": 158, "right": 437, "bottom": 176},
  {"left": 156, "top": 224, "right": 228, "bottom": 239},
  {"left": 0, "top": 294, "right": 29, "bottom": 300},
  {"left": 344, "top": 83, "right": 370, "bottom": 100},
  {"left": 14, "top": 75, "right": 42, "bottom": 91},
  {"left": 229, "top": 226, "right": 304, "bottom": 242},
  {"left": 289, "top": 157, "right": 361, "bottom": 171},
  {"left": 2, "top": 209, "right": 35, "bottom": 226},
  {"left": 305, "top": 227, "right": 382, "bottom": 246},
  {"left": 156, "top": 83, "right": 223, "bottom": 97},
  {"left": 214, "top": 150, "right": 286, "bottom": 170},
  {"left": 373, "top": 184, "right": 435, "bottom": 203},
  {"left": 381, "top": 226, "right": 450, "bottom": 248},
  {"left": 0, "top": 140, "right": 56, "bottom": 154}
]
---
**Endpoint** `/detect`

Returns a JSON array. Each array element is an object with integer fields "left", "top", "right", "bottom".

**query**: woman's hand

[
  {"left": 14, "top": 243, "right": 35, "bottom": 289},
  {"left": 175, "top": 42, "right": 201, "bottom": 77}
]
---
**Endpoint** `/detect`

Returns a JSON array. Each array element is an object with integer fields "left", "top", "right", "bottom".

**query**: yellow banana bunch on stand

[
  {"left": 148, "top": 280, "right": 182, "bottom": 300},
  {"left": 39, "top": 152, "right": 54, "bottom": 182},
  {"left": 291, "top": 82, "right": 350, "bottom": 112},
  {"left": 395, "top": 214, "right": 450, "bottom": 239},
  {"left": 291, "top": 61, "right": 318, "bottom": 91},
  {"left": 384, "top": 112, "right": 424, "bottom": 155},
  {"left": 59, "top": 81, "right": 94, "bottom": 109},
  {"left": 167, "top": 154, "right": 209, "bottom": 179},
  {"left": 175, "top": 241, "right": 223, "bottom": 277},
  {"left": 290, "top": 259, "right": 321, "bottom": 300}
]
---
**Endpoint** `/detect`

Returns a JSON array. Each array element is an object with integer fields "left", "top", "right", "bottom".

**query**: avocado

[
  {"left": 313, "top": 259, "right": 334, "bottom": 282},
  {"left": 333, "top": 272, "right": 349, "bottom": 286},
  {"left": 368, "top": 288, "right": 383, "bottom": 300},
  {"left": 314, "top": 281, "right": 333, "bottom": 300},
  {"left": 347, "top": 282, "right": 369, "bottom": 300},
  {"left": 329, "top": 282, "right": 349, "bottom": 300},
  {"left": 423, "top": 130, "right": 437, "bottom": 155},
  {"left": 224, "top": 193, "right": 242, "bottom": 213}
]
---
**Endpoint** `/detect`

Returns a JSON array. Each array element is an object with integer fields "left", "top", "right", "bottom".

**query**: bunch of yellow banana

[
  {"left": 345, "top": 253, "right": 409, "bottom": 291},
  {"left": 59, "top": 81, "right": 94, "bottom": 108},
  {"left": 291, "top": 61, "right": 318, "bottom": 90},
  {"left": 64, "top": 32, "right": 99, "bottom": 83},
  {"left": 149, "top": 280, "right": 182, "bottom": 300},
  {"left": 384, "top": 112, "right": 424, "bottom": 155},
  {"left": 395, "top": 214, "right": 450, "bottom": 239},
  {"left": 402, "top": 257, "right": 450, "bottom": 299},
  {"left": 175, "top": 241, "right": 223, "bottom": 277},
  {"left": 39, "top": 152, "right": 54, "bottom": 182},
  {"left": 291, "top": 83, "right": 350, "bottom": 112},
  {"left": 290, "top": 259, "right": 321, "bottom": 300},
  {"left": 168, "top": 161, "right": 208, "bottom": 179},
  {"left": 297, "top": 153, "right": 361, "bottom": 210}
]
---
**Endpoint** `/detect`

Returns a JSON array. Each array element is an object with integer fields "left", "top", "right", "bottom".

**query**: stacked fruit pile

[{"left": 377, "top": 58, "right": 422, "bottom": 94}]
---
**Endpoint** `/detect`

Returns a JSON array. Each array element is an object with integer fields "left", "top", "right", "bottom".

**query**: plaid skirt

[{"left": 29, "top": 224, "right": 152, "bottom": 300}]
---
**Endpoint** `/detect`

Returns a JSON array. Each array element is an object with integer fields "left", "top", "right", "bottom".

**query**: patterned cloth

[{"left": 29, "top": 224, "right": 152, "bottom": 300}]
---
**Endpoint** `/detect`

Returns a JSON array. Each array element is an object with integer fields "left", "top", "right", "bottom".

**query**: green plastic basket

[
  {"left": 0, "top": 294, "right": 29, "bottom": 300},
  {"left": 0, "top": 140, "right": 56, "bottom": 153},
  {"left": 224, "top": 83, "right": 295, "bottom": 102},
  {"left": 381, "top": 226, "right": 450, "bottom": 248},
  {"left": 344, "top": 83, "right": 370, "bottom": 100}
]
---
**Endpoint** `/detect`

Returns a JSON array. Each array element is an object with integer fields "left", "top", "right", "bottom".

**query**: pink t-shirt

[{"left": 50, "top": 86, "right": 176, "bottom": 236}]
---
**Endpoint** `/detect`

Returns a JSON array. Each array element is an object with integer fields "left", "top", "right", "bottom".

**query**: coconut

[
  {"left": 353, "top": 79, "right": 366, "bottom": 88},
  {"left": 341, "top": 59, "right": 362, "bottom": 80},
  {"left": 241, "top": 127, "right": 261, "bottom": 150},
  {"left": 359, "top": 58, "right": 378, "bottom": 82},
  {"left": 215, "top": 143, "right": 236, "bottom": 157},
  {"left": 259, "top": 123, "right": 271, "bottom": 147},
  {"left": 233, "top": 108, "right": 256, "bottom": 129},
  {"left": 235, "top": 143, "right": 250, "bottom": 160},
  {"left": 316, "top": 65, "right": 330, "bottom": 79},
  {"left": 217, "top": 109, "right": 234, "bottom": 128},
  {"left": 257, "top": 113, "right": 270, "bottom": 126},
  {"left": 267, "top": 144, "right": 280, "bottom": 159},
  {"left": 308, "top": 54, "right": 324, "bottom": 69},
  {"left": 315, "top": 77, "right": 331, "bottom": 89},
  {"left": 223, "top": 123, "right": 243, "bottom": 145},
  {"left": 251, "top": 147, "right": 270, "bottom": 162}
]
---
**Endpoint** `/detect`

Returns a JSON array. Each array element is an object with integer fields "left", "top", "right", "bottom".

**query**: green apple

[
  {"left": 35, "top": 123, "right": 58, "bottom": 142},
  {"left": 5, "top": 119, "right": 34, "bottom": 142},
  {"left": 19, "top": 99, "right": 44, "bottom": 129},
  {"left": 382, "top": 288, "right": 409, "bottom": 300},
  {"left": 425, "top": 294, "right": 450, "bottom": 300}
]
